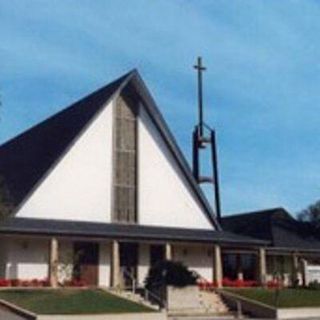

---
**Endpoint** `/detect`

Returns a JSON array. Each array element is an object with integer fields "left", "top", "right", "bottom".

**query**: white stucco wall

[
  {"left": 138, "top": 244, "right": 150, "bottom": 286},
  {"left": 138, "top": 106, "right": 213, "bottom": 229},
  {"left": 15, "top": 95, "right": 213, "bottom": 231},
  {"left": 5, "top": 238, "right": 49, "bottom": 279},
  {"left": 99, "top": 242, "right": 111, "bottom": 287},
  {"left": 2, "top": 238, "right": 112, "bottom": 285},
  {"left": 173, "top": 244, "right": 213, "bottom": 281},
  {"left": 16, "top": 101, "right": 114, "bottom": 223}
]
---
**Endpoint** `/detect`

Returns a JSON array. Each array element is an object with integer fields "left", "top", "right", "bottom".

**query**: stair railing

[
  {"left": 121, "top": 269, "right": 166, "bottom": 310},
  {"left": 144, "top": 287, "right": 167, "bottom": 310},
  {"left": 122, "top": 268, "right": 137, "bottom": 294}
]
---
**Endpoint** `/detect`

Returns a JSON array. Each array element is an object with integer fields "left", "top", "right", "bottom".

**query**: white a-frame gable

[
  {"left": 138, "top": 105, "right": 213, "bottom": 230},
  {"left": 13, "top": 71, "right": 217, "bottom": 229},
  {"left": 16, "top": 101, "right": 114, "bottom": 222}
]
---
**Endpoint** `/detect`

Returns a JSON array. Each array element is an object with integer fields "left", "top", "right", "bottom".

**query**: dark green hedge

[{"left": 145, "top": 260, "right": 198, "bottom": 289}]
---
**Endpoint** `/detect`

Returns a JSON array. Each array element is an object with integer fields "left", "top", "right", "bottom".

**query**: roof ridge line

[{"left": 224, "top": 207, "right": 287, "bottom": 219}]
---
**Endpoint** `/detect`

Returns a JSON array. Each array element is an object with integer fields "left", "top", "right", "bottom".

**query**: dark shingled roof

[
  {"left": 222, "top": 208, "right": 320, "bottom": 251},
  {"left": 0, "top": 217, "right": 267, "bottom": 246},
  {"left": 0, "top": 72, "right": 130, "bottom": 208},
  {"left": 0, "top": 70, "right": 219, "bottom": 228}
]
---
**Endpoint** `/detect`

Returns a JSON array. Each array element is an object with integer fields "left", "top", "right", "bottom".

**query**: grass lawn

[
  {"left": 0, "top": 289, "right": 153, "bottom": 315},
  {"left": 225, "top": 288, "right": 320, "bottom": 308}
]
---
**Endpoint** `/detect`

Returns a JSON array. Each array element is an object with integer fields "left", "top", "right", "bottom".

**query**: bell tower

[{"left": 192, "top": 57, "right": 222, "bottom": 222}]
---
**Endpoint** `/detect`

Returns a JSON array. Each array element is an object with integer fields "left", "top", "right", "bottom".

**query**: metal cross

[{"left": 194, "top": 56, "right": 206, "bottom": 136}]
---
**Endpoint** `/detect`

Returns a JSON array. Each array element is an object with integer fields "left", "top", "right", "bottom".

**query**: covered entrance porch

[{"left": 0, "top": 217, "right": 268, "bottom": 288}]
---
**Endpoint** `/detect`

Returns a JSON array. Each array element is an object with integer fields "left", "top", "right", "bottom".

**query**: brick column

[
  {"left": 49, "top": 237, "right": 59, "bottom": 288},
  {"left": 165, "top": 243, "right": 172, "bottom": 261},
  {"left": 258, "top": 247, "right": 267, "bottom": 287},
  {"left": 214, "top": 245, "right": 223, "bottom": 288},
  {"left": 111, "top": 240, "right": 120, "bottom": 288}
]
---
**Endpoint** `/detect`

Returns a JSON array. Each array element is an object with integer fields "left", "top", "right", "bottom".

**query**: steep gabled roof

[
  {"left": 0, "top": 71, "right": 131, "bottom": 210},
  {"left": 0, "top": 70, "right": 219, "bottom": 228},
  {"left": 222, "top": 208, "right": 320, "bottom": 251}
]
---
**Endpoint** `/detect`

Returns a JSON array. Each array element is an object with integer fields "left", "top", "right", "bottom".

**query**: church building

[
  {"left": 0, "top": 70, "right": 268, "bottom": 288},
  {"left": 2, "top": 69, "right": 317, "bottom": 290}
]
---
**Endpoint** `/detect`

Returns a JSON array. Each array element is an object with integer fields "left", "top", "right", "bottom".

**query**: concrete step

[
  {"left": 168, "top": 314, "right": 235, "bottom": 320},
  {"left": 197, "top": 290, "right": 229, "bottom": 314}
]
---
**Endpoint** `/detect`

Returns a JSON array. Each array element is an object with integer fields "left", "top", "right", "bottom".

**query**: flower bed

[
  {"left": 222, "top": 278, "right": 258, "bottom": 288},
  {"left": 0, "top": 278, "right": 87, "bottom": 288},
  {"left": 197, "top": 279, "right": 219, "bottom": 290},
  {"left": 0, "top": 278, "right": 50, "bottom": 287},
  {"left": 197, "top": 277, "right": 259, "bottom": 289},
  {"left": 266, "top": 279, "right": 283, "bottom": 289},
  {"left": 197, "top": 277, "right": 284, "bottom": 289},
  {"left": 0, "top": 278, "right": 10, "bottom": 287},
  {"left": 62, "top": 279, "right": 86, "bottom": 287}
]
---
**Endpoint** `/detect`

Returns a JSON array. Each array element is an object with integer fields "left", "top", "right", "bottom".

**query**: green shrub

[
  {"left": 308, "top": 280, "right": 320, "bottom": 290},
  {"left": 145, "top": 260, "right": 198, "bottom": 290}
]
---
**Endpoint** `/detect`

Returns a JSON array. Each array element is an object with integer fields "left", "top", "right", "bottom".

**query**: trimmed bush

[
  {"left": 308, "top": 280, "right": 320, "bottom": 290},
  {"left": 145, "top": 260, "right": 198, "bottom": 290}
]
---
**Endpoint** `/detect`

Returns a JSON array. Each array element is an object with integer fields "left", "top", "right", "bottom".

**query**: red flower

[
  {"left": 0, "top": 278, "right": 10, "bottom": 287},
  {"left": 63, "top": 278, "right": 86, "bottom": 287}
]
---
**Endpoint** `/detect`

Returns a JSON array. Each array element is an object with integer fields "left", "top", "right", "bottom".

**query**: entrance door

[
  {"left": 73, "top": 242, "right": 99, "bottom": 286},
  {"left": 150, "top": 245, "right": 165, "bottom": 267},
  {"left": 120, "top": 243, "right": 138, "bottom": 288}
]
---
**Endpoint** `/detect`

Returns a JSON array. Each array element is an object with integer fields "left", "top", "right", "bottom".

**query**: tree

[{"left": 298, "top": 200, "right": 320, "bottom": 228}]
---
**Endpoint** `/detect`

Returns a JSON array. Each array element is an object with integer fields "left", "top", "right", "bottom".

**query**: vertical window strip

[{"left": 113, "top": 95, "right": 138, "bottom": 223}]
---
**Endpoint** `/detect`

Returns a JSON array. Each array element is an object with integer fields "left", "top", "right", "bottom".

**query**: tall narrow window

[{"left": 113, "top": 93, "right": 138, "bottom": 223}]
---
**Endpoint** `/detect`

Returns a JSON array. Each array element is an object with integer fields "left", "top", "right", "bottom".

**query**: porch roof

[{"left": 0, "top": 217, "right": 268, "bottom": 246}]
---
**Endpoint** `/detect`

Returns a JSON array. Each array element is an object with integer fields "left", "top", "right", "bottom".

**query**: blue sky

[{"left": 0, "top": 0, "right": 319, "bottom": 216}]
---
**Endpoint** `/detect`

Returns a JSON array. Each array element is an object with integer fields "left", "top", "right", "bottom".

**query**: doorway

[
  {"left": 120, "top": 243, "right": 138, "bottom": 288},
  {"left": 222, "top": 253, "right": 257, "bottom": 281},
  {"left": 73, "top": 242, "right": 99, "bottom": 286},
  {"left": 150, "top": 245, "right": 165, "bottom": 267}
]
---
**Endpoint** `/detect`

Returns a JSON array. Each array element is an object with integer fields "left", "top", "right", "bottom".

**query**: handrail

[
  {"left": 121, "top": 268, "right": 167, "bottom": 310},
  {"left": 144, "top": 287, "right": 167, "bottom": 310},
  {"left": 122, "top": 268, "right": 137, "bottom": 294}
]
